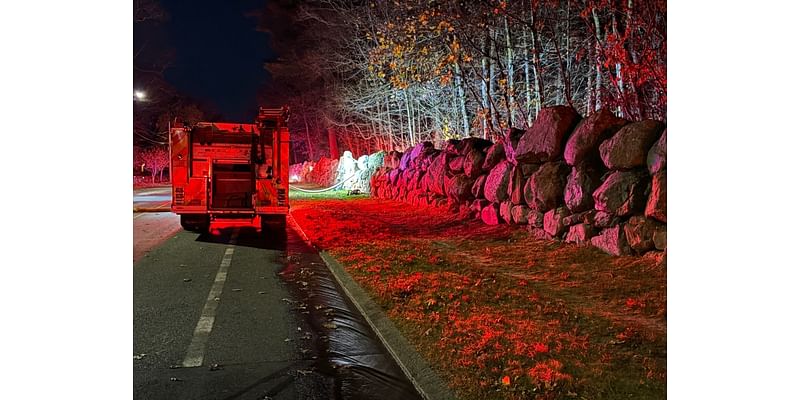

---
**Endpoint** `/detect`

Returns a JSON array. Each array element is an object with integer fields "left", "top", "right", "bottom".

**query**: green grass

[{"left": 289, "top": 188, "right": 368, "bottom": 200}]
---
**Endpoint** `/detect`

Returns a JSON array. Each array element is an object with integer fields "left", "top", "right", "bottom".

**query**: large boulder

[
  {"left": 448, "top": 156, "right": 465, "bottom": 174},
  {"left": 501, "top": 127, "right": 527, "bottom": 165},
  {"left": 653, "top": 223, "right": 667, "bottom": 250},
  {"left": 422, "top": 153, "right": 448, "bottom": 196},
  {"left": 471, "top": 198, "right": 490, "bottom": 213},
  {"left": 599, "top": 120, "right": 665, "bottom": 170},
  {"left": 515, "top": 106, "right": 581, "bottom": 163},
  {"left": 409, "top": 141, "right": 436, "bottom": 168},
  {"left": 524, "top": 162, "right": 570, "bottom": 212},
  {"left": 484, "top": 161, "right": 512, "bottom": 204},
  {"left": 562, "top": 210, "right": 594, "bottom": 227},
  {"left": 563, "top": 109, "right": 627, "bottom": 166},
  {"left": 399, "top": 147, "right": 414, "bottom": 170},
  {"left": 507, "top": 165, "right": 527, "bottom": 205},
  {"left": 593, "top": 211, "right": 619, "bottom": 229},
  {"left": 623, "top": 215, "right": 660, "bottom": 253},
  {"left": 527, "top": 210, "right": 544, "bottom": 228},
  {"left": 565, "top": 224, "right": 595, "bottom": 246},
  {"left": 590, "top": 225, "right": 631, "bottom": 256},
  {"left": 564, "top": 164, "right": 602, "bottom": 213},
  {"left": 510, "top": 205, "right": 531, "bottom": 225},
  {"left": 418, "top": 149, "right": 441, "bottom": 171},
  {"left": 356, "top": 154, "right": 369, "bottom": 171},
  {"left": 481, "top": 203, "right": 501, "bottom": 225},
  {"left": 592, "top": 170, "right": 650, "bottom": 217},
  {"left": 458, "top": 137, "right": 493, "bottom": 155},
  {"left": 499, "top": 201, "right": 514, "bottom": 224},
  {"left": 447, "top": 174, "right": 475, "bottom": 203},
  {"left": 385, "top": 151, "right": 402, "bottom": 169},
  {"left": 482, "top": 142, "right": 506, "bottom": 172},
  {"left": 443, "top": 139, "right": 462, "bottom": 155},
  {"left": 367, "top": 151, "right": 385, "bottom": 169},
  {"left": 471, "top": 174, "right": 487, "bottom": 199},
  {"left": 337, "top": 151, "right": 358, "bottom": 190},
  {"left": 544, "top": 207, "right": 570, "bottom": 238},
  {"left": 463, "top": 149, "right": 486, "bottom": 178},
  {"left": 645, "top": 170, "right": 667, "bottom": 222},
  {"left": 647, "top": 129, "right": 667, "bottom": 174}
]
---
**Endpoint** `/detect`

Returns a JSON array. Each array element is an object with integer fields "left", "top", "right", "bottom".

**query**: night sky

[{"left": 159, "top": 0, "right": 273, "bottom": 122}]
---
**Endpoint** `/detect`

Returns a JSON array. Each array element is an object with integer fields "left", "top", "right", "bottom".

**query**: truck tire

[
  {"left": 260, "top": 214, "right": 286, "bottom": 232},
  {"left": 181, "top": 215, "right": 210, "bottom": 232}
]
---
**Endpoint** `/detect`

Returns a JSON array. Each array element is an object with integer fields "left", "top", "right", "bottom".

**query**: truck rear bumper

[{"left": 172, "top": 206, "right": 289, "bottom": 215}]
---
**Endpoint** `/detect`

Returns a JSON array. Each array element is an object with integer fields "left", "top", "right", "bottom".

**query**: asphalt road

[{"left": 134, "top": 213, "right": 421, "bottom": 399}]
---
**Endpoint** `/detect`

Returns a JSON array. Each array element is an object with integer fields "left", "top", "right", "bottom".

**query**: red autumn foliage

[{"left": 291, "top": 196, "right": 666, "bottom": 399}]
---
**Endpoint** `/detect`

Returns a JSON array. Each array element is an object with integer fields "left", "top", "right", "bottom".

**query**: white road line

[{"left": 181, "top": 229, "right": 239, "bottom": 368}]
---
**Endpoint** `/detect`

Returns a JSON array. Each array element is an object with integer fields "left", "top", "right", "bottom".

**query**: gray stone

[
  {"left": 483, "top": 161, "right": 512, "bottom": 204},
  {"left": 566, "top": 224, "right": 595, "bottom": 246},
  {"left": 481, "top": 203, "right": 501, "bottom": 225},
  {"left": 446, "top": 174, "right": 475, "bottom": 203},
  {"left": 515, "top": 106, "right": 581, "bottom": 163},
  {"left": 524, "top": 162, "right": 570, "bottom": 212},
  {"left": 458, "top": 137, "right": 493, "bottom": 155},
  {"left": 653, "top": 224, "right": 667, "bottom": 250},
  {"left": 645, "top": 170, "right": 666, "bottom": 223},
  {"left": 482, "top": 142, "right": 506, "bottom": 172},
  {"left": 647, "top": 129, "right": 667, "bottom": 174},
  {"left": 623, "top": 215, "right": 659, "bottom": 253},
  {"left": 448, "top": 156, "right": 465, "bottom": 174},
  {"left": 422, "top": 153, "right": 448, "bottom": 196},
  {"left": 499, "top": 201, "right": 514, "bottom": 224},
  {"left": 510, "top": 205, "right": 531, "bottom": 225},
  {"left": 563, "top": 109, "right": 627, "bottom": 166},
  {"left": 471, "top": 174, "right": 487, "bottom": 199},
  {"left": 592, "top": 170, "right": 650, "bottom": 217},
  {"left": 562, "top": 210, "right": 594, "bottom": 226},
  {"left": 507, "top": 165, "right": 527, "bottom": 205},
  {"left": 564, "top": 164, "right": 602, "bottom": 213},
  {"left": 544, "top": 207, "right": 570, "bottom": 237},
  {"left": 599, "top": 120, "right": 665, "bottom": 170},
  {"left": 591, "top": 225, "right": 631, "bottom": 256},
  {"left": 527, "top": 210, "right": 544, "bottom": 228},
  {"left": 463, "top": 149, "right": 486, "bottom": 178},
  {"left": 593, "top": 211, "right": 619, "bottom": 229}
]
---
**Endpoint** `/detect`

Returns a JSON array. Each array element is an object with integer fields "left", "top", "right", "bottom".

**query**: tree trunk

[
  {"left": 453, "top": 60, "right": 470, "bottom": 137},
  {"left": 592, "top": 7, "right": 604, "bottom": 112},
  {"left": 328, "top": 127, "right": 339, "bottom": 159},
  {"left": 529, "top": 4, "right": 544, "bottom": 115},
  {"left": 522, "top": 32, "right": 533, "bottom": 127},
  {"left": 504, "top": 16, "right": 516, "bottom": 126},
  {"left": 303, "top": 110, "right": 315, "bottom": 161},
  {"left": 481, "top": 32, "right": 490, "bottom": 138}
]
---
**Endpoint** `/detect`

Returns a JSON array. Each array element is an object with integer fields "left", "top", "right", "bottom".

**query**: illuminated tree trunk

[
  {"left": 592, "top": 7, "right": 604, "bottom": 112},
  {"left": 481, "top": 33, "right": 490, "bottom": 138},
  {"left": 522, "top": 32, "right": 533, "bottom": 126},
  {"left": 453, "top": 60, "right": 470, "bottom": 137},
  {"left": 303, "top": 110, "right": 315, "bottom": 161},
  {"left": 489, "top": 30, "right": 498, "bottom": 131},
  {"left": 529, "top": 3, "right": 544, "bottom": 116},
  {"left": 328, "top": 127, "right": 339, "bottom": 159},
  {"left": 504, "top": 16, "right": 516, "bottom": 126}
]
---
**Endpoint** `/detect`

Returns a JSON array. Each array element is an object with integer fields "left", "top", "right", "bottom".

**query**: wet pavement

[{"left": 134, "top": 219, "right": 422, "bottom": 400}]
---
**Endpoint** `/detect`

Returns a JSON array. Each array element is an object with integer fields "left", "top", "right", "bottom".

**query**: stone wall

[
  {"left": 369, "top": 106, "right": 667, "bottom": 256},
  {"left": 289, "top": 150, "right": 385, "bottom": 192}
]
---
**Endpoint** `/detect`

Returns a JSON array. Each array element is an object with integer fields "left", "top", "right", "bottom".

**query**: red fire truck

[{"left": 169, "top": 107, "right": 290, "bottom": 232}]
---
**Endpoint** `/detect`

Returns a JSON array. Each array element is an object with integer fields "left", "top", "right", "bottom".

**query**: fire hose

[{"left": 288, "top": 171, "right": 359, "bottom": 193}]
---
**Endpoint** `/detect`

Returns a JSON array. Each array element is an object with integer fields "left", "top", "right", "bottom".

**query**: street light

[{"left": 134, "top": 90, "right": 147, "bottom": 101}]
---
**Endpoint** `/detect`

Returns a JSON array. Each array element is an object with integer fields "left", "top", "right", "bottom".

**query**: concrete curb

[{"left": 288, "top": 214, "right": 457, "bottom": 400}]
